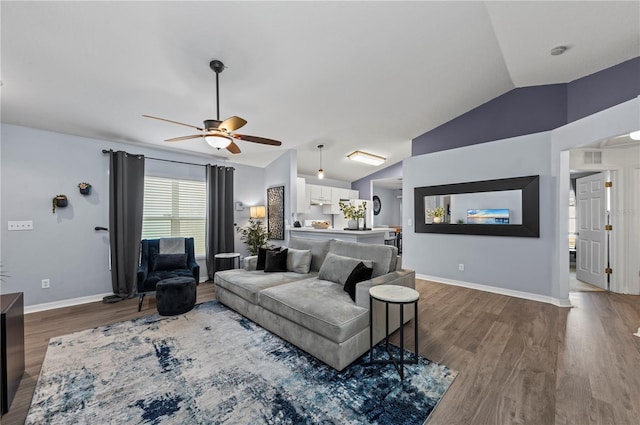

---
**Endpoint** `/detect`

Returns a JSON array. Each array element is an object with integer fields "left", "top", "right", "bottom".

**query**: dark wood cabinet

[{"left": 1, "top": 292, "right": 24, "bottom": 415}]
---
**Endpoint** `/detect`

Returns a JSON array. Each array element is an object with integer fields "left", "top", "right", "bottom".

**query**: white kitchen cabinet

[
  {"left": 322, "top": 189, "right": 357, "bottom": 214},
  {"left": 308, "top": 184, "right": 333, "bottom": 205},
  {"left": 332, "top": 188, "right": 350, "bottom": 202}
]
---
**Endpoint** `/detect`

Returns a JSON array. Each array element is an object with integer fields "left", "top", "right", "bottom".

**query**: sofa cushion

[
  {"left": 286, "top": 248, "right": 312, "bottom": 274},
  {"left": 343, "top": 262, "right": 373, "bottom": 301},
  {"left": 318, "top": 252, "right": 372, "bottom": 285},
  {"left": 328, "top": 239, "right": 396, "bottom": 277},
  {"left": 258, "top": 278, "right": 369, "bottom": 344},
  {"left": 264, "top": 248, "right": 288, "bottom": 272},
  {"left": 288, "top": 237, "right": 330, "bottom": 272},
  {"left": 152, "top": 254, "right": 188, "bottom": 272},
  {"left": 214, "top": 269, "right": 316, "bottom": 304}
]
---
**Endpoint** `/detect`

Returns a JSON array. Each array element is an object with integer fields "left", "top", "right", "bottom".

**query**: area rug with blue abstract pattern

[{"left": 27, "top": 301, "right": 457, "bottom": 424}]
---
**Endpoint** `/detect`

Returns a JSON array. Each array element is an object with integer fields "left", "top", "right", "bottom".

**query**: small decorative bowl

[{"left": 312, "top": 222, "right": 330, "bottom": 229}]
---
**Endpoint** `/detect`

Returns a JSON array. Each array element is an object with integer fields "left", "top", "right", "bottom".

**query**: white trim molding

[
  {"left": 416, "top": 273, "right": 573, "bottom": 308},
  {"left": 25, "top": 292, "right": 114, "bottom": 314}
]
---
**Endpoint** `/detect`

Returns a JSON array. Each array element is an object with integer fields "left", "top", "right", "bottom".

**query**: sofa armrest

[
  {"left": 244, "top": 255, "right": 258, "bottom": 271},
  {"left": 354, "top": 269, "right": 416, "bottom": 309}
]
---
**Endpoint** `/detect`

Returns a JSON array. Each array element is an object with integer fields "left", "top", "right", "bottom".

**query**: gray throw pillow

[
  {"left": 285, "top": 248, "right": 312, "bottom": 274},
  {"left": 318, "top": 252, "right": 373, "bottom": 285}
]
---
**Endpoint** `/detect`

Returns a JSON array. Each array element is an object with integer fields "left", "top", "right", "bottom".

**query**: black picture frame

[{"left": 414, "top": 175, "right": 539, "bottom": 237}]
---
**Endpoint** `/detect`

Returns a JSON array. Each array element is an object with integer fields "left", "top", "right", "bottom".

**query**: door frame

[{"left": 552, "top": 96, "right": 639, "bottom": 304}]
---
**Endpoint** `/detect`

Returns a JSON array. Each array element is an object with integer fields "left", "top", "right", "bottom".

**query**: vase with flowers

[
  {"left": 339, "top": 201, "right": 366, "bottom": 230},
  {"left": 427, "top": 206, "right": 446, "bottom": 223}
]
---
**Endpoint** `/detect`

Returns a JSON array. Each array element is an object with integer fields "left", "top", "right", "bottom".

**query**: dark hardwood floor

[{"left": 3, "top": 279, "right": 639, "bottom": 424}]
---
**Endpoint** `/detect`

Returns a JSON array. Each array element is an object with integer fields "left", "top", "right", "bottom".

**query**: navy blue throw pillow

[
  {"left": 343, "top": 262, "right": 373, "bottom": 301},
  {"left": 153, "top": 254, "right": 188, "bottom": 271},
  {"left": 264, "top": 248, "right": 288, "bottom": 272}
]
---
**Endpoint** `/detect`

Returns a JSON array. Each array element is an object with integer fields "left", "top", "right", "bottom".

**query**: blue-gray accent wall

[{"left": 412, "top": 57, "right": 640, "bottom": 156}]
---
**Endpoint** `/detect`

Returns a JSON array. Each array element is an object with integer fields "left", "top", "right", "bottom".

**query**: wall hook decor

[
  {"left": 52, "top": 194, "right": 68, "bottom": 213},
  {"left": 78, "top": 182, "right": 92, "bottom": 195}
]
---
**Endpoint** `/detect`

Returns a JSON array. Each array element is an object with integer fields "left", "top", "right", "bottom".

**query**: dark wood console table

[{"left": 1, "top": 292, "right": 24, "bottom": 415}]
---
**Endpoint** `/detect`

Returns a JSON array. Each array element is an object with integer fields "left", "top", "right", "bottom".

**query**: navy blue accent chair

[{"left": 137, "top": 238, "right": 199, "bottom": 311}]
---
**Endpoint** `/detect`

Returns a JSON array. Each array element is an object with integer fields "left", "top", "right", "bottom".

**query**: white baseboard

[
  {"left": 26, "top": 279, "right": 211, "bottom": 314},
  {"left": 25, "top": 292, "right": 114, "bottom": 314},
  {"left": 416, "top": 274, "right": 573, "bottom": 308}
]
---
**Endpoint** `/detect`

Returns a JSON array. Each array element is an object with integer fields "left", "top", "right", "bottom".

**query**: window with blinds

[{"left": 142, "top": 176, "right": 206, "bottom": 256}]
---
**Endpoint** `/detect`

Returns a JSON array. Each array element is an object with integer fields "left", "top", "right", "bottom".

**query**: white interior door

[{"left": 576, "top": 172, "right": 607, "bottom": 289}]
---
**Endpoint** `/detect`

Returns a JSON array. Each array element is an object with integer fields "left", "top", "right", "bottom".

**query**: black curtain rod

[{"left": 101, "top": 149, "right": 234, "bottom": 170}]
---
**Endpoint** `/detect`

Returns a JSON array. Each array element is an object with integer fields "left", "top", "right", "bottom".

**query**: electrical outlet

[
  {"left": 458, "top": 264, "right": 464, "bottom": 271},
  {"left": 8, "top": 220, "right": 33, "bottom": 231},
  {"left": 42, "top": 279, "right": 50, "bottom": 289}
]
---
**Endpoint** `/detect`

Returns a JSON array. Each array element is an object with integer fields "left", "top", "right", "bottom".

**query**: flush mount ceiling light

[
  {"left": 347, "top": 150, "right": 386, "bottom": 166},
  {"left": 317, "top": 144, "right": 325, "bottom": 179},
  {"left": 630, "top": 130, "right": 640, "bottom": 141}
]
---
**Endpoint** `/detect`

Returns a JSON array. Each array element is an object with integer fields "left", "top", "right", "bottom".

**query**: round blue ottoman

[{"left": 156, "top": 276, "right": 197, "bottom": 316}]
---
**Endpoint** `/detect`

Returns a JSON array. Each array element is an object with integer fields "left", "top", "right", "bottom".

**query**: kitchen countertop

[
  {"left": 288, "top": 227, "right": 387, "bottom": 244},
  {"left": 289, "top": 228, "right": 387, "bottom": 234}
]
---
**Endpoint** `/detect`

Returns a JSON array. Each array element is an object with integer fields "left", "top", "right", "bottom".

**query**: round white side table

[
  {"left": 214, "top": 252, "right": 241, "bottom": 273},
  {"left": 368, "top": 284, "right": 420, "bottom": 380}
]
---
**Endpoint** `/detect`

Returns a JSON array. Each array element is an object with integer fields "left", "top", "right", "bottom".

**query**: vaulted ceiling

[{"left": 2, "top": 1, "right": 638, "bottom": 182}]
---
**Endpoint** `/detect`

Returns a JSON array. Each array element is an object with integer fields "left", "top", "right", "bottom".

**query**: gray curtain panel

[
  {"left": 206, "top": 165, "right": 235, "bottom": 279},
  {"left": 108, "top": 151, "right": 145, "bottom": 299}
]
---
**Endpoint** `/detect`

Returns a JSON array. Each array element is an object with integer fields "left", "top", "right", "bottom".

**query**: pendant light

[{"left": 317, "top": 144, "right": 325, "bottom": 179}]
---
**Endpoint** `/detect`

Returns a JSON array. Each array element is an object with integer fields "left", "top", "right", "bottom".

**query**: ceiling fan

[{"left": 143, "top": 60, "right": 282, "bottom": 154}]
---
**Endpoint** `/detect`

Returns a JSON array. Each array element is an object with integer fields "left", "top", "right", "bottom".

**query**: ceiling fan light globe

[{"left": 205, "top": 134, "right": 232, "bottom": 149}]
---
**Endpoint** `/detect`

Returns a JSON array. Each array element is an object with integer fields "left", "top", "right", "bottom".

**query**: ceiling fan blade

[
  {"left": 219, "top": 116, "right": 247, "bottom": 132},
  {"left": 143, "top": 115, "right": 204, "bottom": 131},
  {"left": 233, "top": 134, "right": 282, "bottom": 146},
  {"left": 226, "top": 141, "right": 241, "bottom": 154},
  {"left": 165, "top": 134, "right": 204, "bottom": 142}
]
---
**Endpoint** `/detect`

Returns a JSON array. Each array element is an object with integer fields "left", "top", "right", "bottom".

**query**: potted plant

[
  {"left": 78, "top": 182, "right": 92, "bottom": 195},
  {"left": 426, "top": 206, "right": 446, "bottom": 223},
  {"left": 52, "top": 194, "right": 68, "bottom": 213},
  {"left": 339, "top": 201, "right": 366, "bottom": 230},
  {"left": 236, "top": 218, "right": 270, "bottom": 255}
]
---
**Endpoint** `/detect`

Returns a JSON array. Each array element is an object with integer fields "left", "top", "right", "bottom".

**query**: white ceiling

[{"left": 2, "top": 1, "right": 638, "bottom": 182}]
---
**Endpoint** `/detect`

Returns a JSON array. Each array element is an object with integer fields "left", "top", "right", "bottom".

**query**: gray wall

[
  {"left": 264, "top": 149, "right": 297, "bottom": 247},
  {"left": 403, "top": 131, "right": 553, "bottom": 298},
  {"left": 1, "top": 124, "right": 265, "bottom": 306},
  {"left": 372, "top": 186, "right": 401, "bottom": 227}
]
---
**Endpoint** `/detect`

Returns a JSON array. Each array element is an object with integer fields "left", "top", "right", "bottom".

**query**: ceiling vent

[{"left": 583, "top": 151, "right": 602, "bottom": 165}]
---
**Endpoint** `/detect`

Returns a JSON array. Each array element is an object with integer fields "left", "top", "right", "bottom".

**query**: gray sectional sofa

[{"left": 214, "top": 237, "right": 416, "bottom": 371}]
